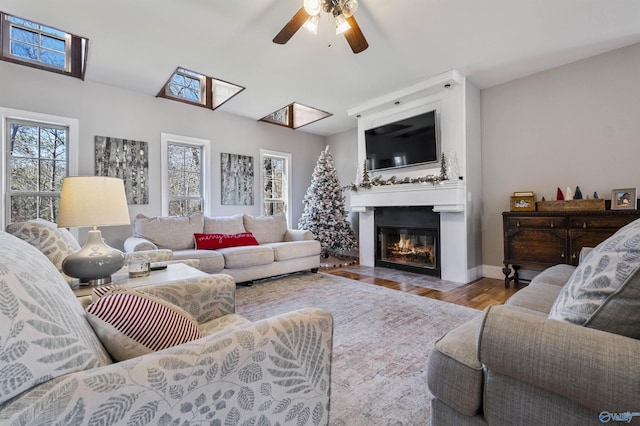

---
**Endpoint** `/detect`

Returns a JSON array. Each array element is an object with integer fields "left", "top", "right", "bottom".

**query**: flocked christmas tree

[{"left": 299, "top": 147, "right": 358, "bottom": 258}]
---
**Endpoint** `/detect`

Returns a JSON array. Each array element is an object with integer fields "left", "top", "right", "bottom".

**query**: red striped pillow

[
  {"left": 86, "top": 288, "right": 202, "bottom": 361},
  {"left": 91, "top": 284, "right": 125, "bottom": 301}
]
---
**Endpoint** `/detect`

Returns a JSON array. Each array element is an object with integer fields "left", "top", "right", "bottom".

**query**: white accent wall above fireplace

[{"left": 347, "top": 70, "right": 482, "bottom": 284}]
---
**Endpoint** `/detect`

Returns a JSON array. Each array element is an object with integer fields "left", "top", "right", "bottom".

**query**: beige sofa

[
  {"left": 427, "top": 220, "right": 640, "bottom": 425},
  {"left": 125, "top": 212, "right": 321, "bottom": 283},
  {"left": 0, "top": 230, "right": 333, "bottom": 425}
]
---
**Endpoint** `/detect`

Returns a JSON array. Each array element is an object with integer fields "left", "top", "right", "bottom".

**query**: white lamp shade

[
  {"left": 335, "top": 14, "right": 351, "bottom": 35},
  {"left": 58, "top": 176, "right": 131, "bottom": 228},
  {"left": 303, "top": 15, "right": 320, "bottom": 34}
]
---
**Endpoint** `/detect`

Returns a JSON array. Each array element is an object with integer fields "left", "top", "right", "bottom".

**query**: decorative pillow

[
  {"left": 5, "top": 219, "right": 80, "bottom": 284},
  {"left": 194, "top": 232, "right": 259, "bottom": 250},
  {"left": 0, "top": 231, "right": 110, "bottom": 405},
  {"left": 203, "top": 214, "right": 246, "bottom": 235},
  {"left": 91, "top": 284, "right": 126, "bottom": 301},
  {"left": 549, "top": 218, "right": 640, "bottom": 338},
  {"left": 133, "top": 212, "right": 204, "bottom": 250},
  {"left": 243, "top": 213, "right": 288, "bottom": 244},
  {"left": 86, "top": 287, "right": 203, "bottom": 361}
]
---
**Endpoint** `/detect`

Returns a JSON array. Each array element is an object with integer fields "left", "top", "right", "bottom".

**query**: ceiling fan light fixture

[
  {"left": 273, "top": 0, "right": 368, "bottom": 53},
  {"left": 335, "top": 14, "right": 351, "bottom": 34},
  {"left": 303, "top": 0, "right": 322, "bottom": 16},
  {"left": 342, "top": 0, "right": 358, "bottom": 18},
  {"left": 303, "top": 15, "right": 319, "bottom": 34}
]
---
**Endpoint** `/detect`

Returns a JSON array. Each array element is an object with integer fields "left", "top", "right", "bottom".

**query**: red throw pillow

[{"left": 194, "top": 232, "right": 259, "bottom": 250}]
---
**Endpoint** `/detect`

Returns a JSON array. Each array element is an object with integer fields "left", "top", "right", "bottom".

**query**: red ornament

[{"left": 556, "top": 187, "right": 565, "bottom": 201}]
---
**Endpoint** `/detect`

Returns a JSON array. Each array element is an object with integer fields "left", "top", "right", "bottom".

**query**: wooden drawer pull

[
  {"left": 550, "top": 221, "right": 555, "bottom": 228},
  {"left": 583, "top": 221, "right": 587, "bottom": 229},
  {"left": 560, "top": 251, "right": 565, "bottom": 258}
]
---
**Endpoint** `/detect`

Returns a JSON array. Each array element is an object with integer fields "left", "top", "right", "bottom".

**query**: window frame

[
  {"left": 259, "top": 102, "right": 332, "bottom": 129},
  {"left": 0, "top": 11, "right": 89, "bottom": 80},
  {"left": 260, "top": 149, "right": 292, "bottom": 226},
  {"left": 0, "top": 107, "right": 79, "bottom": 229},
  {"left": 160, "top": 133, "right": 211, "bottom": 217},
  {"left": 157, "top": 67, "right": 245, "bottom": 112}
]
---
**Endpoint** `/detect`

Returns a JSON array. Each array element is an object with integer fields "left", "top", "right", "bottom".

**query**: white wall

[
  {"left": 481, "top": 42, "right": 640, "bottom": 277},
  {"left": 0, "top": 60, "right": 326, "bottom": 249}
]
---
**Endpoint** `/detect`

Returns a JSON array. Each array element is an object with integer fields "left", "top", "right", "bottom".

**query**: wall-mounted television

[{"left": 365, "top": 110, "right": 439, "bottom": 171}]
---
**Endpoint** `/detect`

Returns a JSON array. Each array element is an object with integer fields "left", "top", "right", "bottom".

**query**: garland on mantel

[
  {"left": 345, "top": 153, "right": 448, "bottom": 192},
  {"left": 345, "top": 174, "right": 446, "bottom": 192}
]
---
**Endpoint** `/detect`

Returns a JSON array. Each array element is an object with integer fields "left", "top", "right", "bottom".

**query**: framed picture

[
  {"left": 220, "top": 153, "right": 254, "bottom": 205},
  {"left": 95, "top": 136, "right": 149, "bottom": 204},
  {"left": 611, "top": 188, "right": 636, "bottom": 210},
  {"left": 510, "top": 195, "right": 536, "bottom": 212}
]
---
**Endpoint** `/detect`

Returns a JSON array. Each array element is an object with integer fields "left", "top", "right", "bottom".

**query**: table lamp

[{"left": 58, "top": 176, "right": 131, "bottom": 286}]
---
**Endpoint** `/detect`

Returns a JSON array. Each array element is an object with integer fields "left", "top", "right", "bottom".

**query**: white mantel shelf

[{"left": 349, "top": 180, "right": 465, "bottom": 213}]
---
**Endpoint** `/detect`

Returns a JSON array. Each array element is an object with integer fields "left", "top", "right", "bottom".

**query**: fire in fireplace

[
  {"left": 379, "top": 228, "right": 437, "bottom": 269},
  {"left": 374, "top": 206, "right": 441, "bottom": 277}
]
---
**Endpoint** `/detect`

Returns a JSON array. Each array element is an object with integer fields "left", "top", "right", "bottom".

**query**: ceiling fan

[{"left": 273, "top": 0, "right": 369, "bottom": 54}]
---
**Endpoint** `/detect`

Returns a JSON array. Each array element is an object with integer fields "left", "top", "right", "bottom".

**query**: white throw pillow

[
  {"left": 133, "top": 212, "right": 204, "bottom": 250},
  {"left": 203, "top": 213, "right": 246, "bottom": 235},
  {"left": 549, "top": 218, "right": 640, "bottom": 339},
  {"left": 243, "top": 213, "right": 287, "bottom": 244}
]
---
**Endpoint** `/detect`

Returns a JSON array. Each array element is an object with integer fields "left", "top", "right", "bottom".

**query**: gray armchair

[{"left": 0, "top": 231, "right": 333, "bottom": 425}]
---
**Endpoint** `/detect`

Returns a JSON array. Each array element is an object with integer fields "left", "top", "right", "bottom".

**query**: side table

[{"left": 72, "top": 263, "right": 208, "bottom": 298}]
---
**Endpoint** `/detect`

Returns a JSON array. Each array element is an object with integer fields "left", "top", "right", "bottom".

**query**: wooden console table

[{"left": 502, "top": 210, "right": 640, "bottom": 287}]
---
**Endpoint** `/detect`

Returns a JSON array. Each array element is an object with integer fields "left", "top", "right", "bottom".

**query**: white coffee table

[{"left": 72, "top": 263, "right": 208, "bottom": 298}]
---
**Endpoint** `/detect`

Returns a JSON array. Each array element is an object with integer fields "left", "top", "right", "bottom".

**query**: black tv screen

[{"left": 365, "top": 110, "right": 439, "bottom": 171}]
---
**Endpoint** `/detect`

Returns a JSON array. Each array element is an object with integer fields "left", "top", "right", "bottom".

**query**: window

[
  {"left": 161, "top": 133, "right": 210, "bottom": 216},
  {"left": 261, "top": 150, "right": 291, "bottom": 225},
  {"left": 167, "top": 68, "right": 204, "bottom": 104},
  {"left": 0, "top": 12, "right": 88, "bottom": 79},
  {"left": 1, "top": 108, "right": 78, "bottom": 228},
  {"left": 259, "top": 102, "right": 332, "bottom": 129},
  {"left": 158, "top": 67, "right": 244, "bottom": 111}
]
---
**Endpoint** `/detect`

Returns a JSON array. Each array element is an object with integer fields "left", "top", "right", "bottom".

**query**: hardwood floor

[{"left": 322, "top": 264, "right": 523, "bottom": 310}]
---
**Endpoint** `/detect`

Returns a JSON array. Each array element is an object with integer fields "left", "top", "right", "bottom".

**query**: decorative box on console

[{"left": 537, "top": 199, "right": 605, "bottom": 211}]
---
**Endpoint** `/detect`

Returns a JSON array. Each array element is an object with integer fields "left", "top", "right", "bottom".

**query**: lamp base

[
  {"left": 82, "top": 276, "right": 113, "bottom": 287},
  {"left": 62, "top": 229, "right": 124, "bottom": 286}
]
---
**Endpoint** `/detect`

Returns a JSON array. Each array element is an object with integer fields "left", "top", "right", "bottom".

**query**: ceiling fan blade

[
  {"left": 343, "top": 15, "right": 369, "bottom": 53},
  {"left": 273, "top": 7, "right": 309, "bottom": 44}
]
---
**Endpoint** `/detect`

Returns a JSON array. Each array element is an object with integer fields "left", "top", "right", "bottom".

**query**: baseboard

[
  {"left": 482, "top": 265, "right": 504, "bottom": 280},
  {"left": 482, "top": 264, "right": 542, "bottom": 281}
]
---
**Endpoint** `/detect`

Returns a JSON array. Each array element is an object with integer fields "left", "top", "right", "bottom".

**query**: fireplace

[{"left": 375, "top": 206, "right": 441, "bottom": 277}]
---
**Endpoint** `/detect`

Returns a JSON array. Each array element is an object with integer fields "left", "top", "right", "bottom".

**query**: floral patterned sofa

[{"left": 0, "top": 231, "right": 334, "bottom": 425}]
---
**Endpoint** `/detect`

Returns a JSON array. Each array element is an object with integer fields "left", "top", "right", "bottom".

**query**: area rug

[{"left": 235, "top": 272, "right": 479, "bottom": 426}]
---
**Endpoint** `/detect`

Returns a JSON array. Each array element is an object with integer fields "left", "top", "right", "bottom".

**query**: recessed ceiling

[{"left": 4, "top": 0, "right": 640, "bottom": 136}]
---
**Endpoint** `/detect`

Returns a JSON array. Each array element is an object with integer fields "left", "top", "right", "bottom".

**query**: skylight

[
  {"left": 158, "top": 67, "right": 244, "bottom": 111},
  {"left": 260, "top": 102, "right": 332, "bottom": 129},
  {"left": 0, "top": 11, "right": 88, "bottom": 79}
]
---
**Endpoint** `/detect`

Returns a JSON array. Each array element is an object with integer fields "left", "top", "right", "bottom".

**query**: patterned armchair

[{"left": 0, "top": 231, "right": 333, "bottom": 425}]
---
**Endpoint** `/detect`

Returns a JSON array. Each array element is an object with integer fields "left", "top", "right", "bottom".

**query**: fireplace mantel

[
  {"left": 347, "top": 69, "right": 481, "bottom": 284},
  {"left": 349, "top": 180, "right": 465, "bottom": 213}
]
